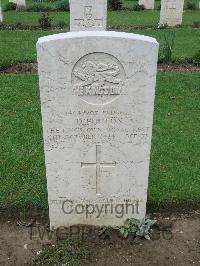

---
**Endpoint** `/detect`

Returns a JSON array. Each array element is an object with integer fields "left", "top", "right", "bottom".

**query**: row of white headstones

[
  {"left": 37, "top": 0, "right": 159, "bottom": 228},
  {"left": 0, "top": 0, "right": 186, "bottom": 27},
  {"left": 70, "top": 0, "right": 185, "bottom": 30}
]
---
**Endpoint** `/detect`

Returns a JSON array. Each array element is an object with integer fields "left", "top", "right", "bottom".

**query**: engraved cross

[
  {"left": 74, "top": 6, "right": 103, "bottom": 28},
  {"left": 81, "top": 145, "right": 116, "bottom": 195}
]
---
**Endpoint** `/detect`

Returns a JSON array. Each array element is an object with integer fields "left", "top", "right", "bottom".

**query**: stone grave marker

[
  {"left": 37, "top": 31, "right": 159, "bottom": 228},
  {"left": 160, "top": 0, "right": 184, "bottom": 26},
  {"left": 139, "top": 0, "right": 154, "bottom": 9},
  {"left": 70, "top": 0, "right": 107, "bottom": 31},
  {"left": 16, "top": 0, "right": 26, "bottom": 9}
]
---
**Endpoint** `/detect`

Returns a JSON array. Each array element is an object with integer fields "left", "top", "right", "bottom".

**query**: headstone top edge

[{"left": 37, "top": 31, "right": 159, "bottom": 46}]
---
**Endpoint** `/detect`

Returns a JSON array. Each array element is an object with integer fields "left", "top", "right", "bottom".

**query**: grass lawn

[
  {"left": 0, "top": 28, "right": 199, "bottom": 67},
  {"left": 2, "top": 10, "right": 200, "bottom": 27},
  {"left": 108, "top": 10, "right": 200, "bottom": 27},
  {"left": 0, "top": 73, "right": 199, "bottom": 209},
  {"left": 0, "top": 30, "right": 60, "bottom": 65},
  {"left": 150, "top": 73, "right": 200, "bottom": 204}
]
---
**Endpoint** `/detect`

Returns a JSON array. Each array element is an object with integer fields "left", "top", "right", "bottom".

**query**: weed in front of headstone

[
  {"left": 133, "top": 3, "right": 144, "bottom": 11},
  {"left": 28, "top": 239, "right": 90, "bottom": 266},
  {"left": 156, "top": 3, "right": 161, "bottom": 10},
  {"left": 113, "top": 218, "right": 157, "bottom": 240},
  {"left": 38, "top": 13, "right": 52, "bottom": 29},
  {"left": 14, "top": 21, "right": 23, "bottom": 28},
  {"left": 192, "top": 21, "right": 200, "bottom": 28},
  {"left": 0, "top": 58, "right": 15, "bottom": 71},
  {"left": 159, "top": 31, "right": 176, "bottom": 63},
  {"left": 192, "top": 50, "right": 200, "bottom": 66},
  {"left": 56, "top": 21, "right": 68, "bottom": 29}
]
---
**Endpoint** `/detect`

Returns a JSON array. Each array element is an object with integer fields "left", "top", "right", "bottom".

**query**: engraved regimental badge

[{"left": 72, "top": 52, "right": 125, "bottom": 105}]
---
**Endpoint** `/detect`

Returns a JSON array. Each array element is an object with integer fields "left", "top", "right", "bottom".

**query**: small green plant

[
  {"left": 56, "top": 21, "right": 67, "bottom": 28},
  {"left": 113, "top": 218, "right": 157, "bottom": 240},
  {"left": 14, "top": 22, "right": 23, "bottom": 27},
  {"left": 0, "top": 59, "right": 15, "bottom": 71},
  {"left": 4, "top": 2, "right": 16, "bottom": 11},
  {"left": 193, "top": 21, "right": 200, "bottom": 28},
  {"left": 38, "top": 13, "right": 52, "bottom": 29},
  {"left": 56, "top": 0, "right": 70, "bottom": 11},
  {"left": 156, "top": 3, "right": 161, "bottom": 10},
  {"left": 160, "top": 31, "right": 176, "bottom": 62},
  {"left": 133, "top": 3, "right": 144, "bottom": 11},
  {"left": 193, "top": 50, "right": 200, "bottom": 66},
  {"left": 186, "top": 1, "right": 196, "bottom": 10},
  {"left": 108, "top": 0, "right": 122, "bottom": 11}
]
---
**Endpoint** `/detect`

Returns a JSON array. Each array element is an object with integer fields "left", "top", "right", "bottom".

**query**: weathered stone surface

[
  {"left": 160, "top": 0, "right": 184, "bottom": 26},
  {"left": 70, "top": 0, "right": 107, "bottom": 31},
  {"left": 37, "top": 31, "right": 158, "bottom": 228},
  {"left": 139, "top": 0, "right": 154, "bottom": 9}
]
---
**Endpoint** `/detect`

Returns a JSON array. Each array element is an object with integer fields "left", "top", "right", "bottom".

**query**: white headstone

[
  {"left": 139, "top": 0, "right": 154, "bottom": 9},
  {"left": 37, "top": 31, "right": 158, "bottom": 228},
  {"left": 16, "top": 0, "right": 26, "bottom": 9},
  {"left": 160, "top": 0, "right": 184, "bottom": 26},
  {"left": 70, "top": 0, "right": 107, "bottom": 31},
  {"left": 0, "top": 0, "right": 3, "bottom": 23}
]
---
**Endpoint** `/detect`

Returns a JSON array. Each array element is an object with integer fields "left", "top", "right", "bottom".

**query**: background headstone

[
  {"left": 70, "top": 0, "right": 107, "bottom": 31},
  {"left": 160, "top": 0, "right": 184, "bottom": 26},
  {"left": 9, "top": 0, "right": 16, "bottom": 3},
  {"left": 139, "top": 0, "right": 154, "bottom": 9},
  {"left": 37, "top": 31, "right": 158, "bottom": 228},
  {"left": 16, "top": 0, "right": 26, "bottom": 9}
]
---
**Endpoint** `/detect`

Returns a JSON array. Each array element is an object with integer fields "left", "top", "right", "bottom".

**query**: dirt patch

[
  {"left": 1, "top": 62, "right": 199, "bottom": 74},
  {"left": 0, "top": 63, "right": 38, "bottom": 74},
  {"left": 85, "top": 211, "right": 200, "bottom": 266},
  {"left": 109, "top": 25, "right": 194, "bottom": 30},
  {"left": 158, "top": 62, "right": 200, "bottom": 73},
  {"left": 0, "top": 24, "right": 195, "bottom": 31},
  {"left": 0, "top": 211, "right": 199, "bottom": 266}
]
